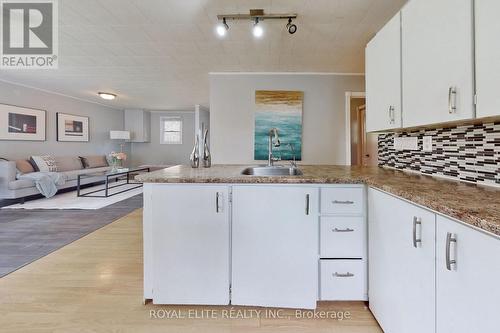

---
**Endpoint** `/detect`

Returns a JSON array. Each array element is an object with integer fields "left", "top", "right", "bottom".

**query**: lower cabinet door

[
  {"left": 368, "top": 188, "right": 436, "bottom": 333},
  {"left": 231, "top": 185, "right": 319, "bottom": 309},
  {"left": 151, "top": 185, "right": 230, "bottom": 305},
  {"left": 436, "top": 216, "right": 500, "bottom": 333}
]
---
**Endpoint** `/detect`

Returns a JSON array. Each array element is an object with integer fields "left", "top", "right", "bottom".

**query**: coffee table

[{"left": 77, "top": 167, "right": 150, "bottom": 198}]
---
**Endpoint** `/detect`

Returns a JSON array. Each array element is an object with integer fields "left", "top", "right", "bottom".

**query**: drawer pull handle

[
  {"left": 332, "top": 228, "right": 354, "bottom": 232},
  {"left": 333, "top": 272, "right": 354, "bottom": 278},
  {"left": 331, "top": 200, "right": 354, "bottom": 205}
]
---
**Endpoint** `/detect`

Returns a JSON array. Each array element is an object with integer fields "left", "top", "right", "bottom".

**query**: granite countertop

[{"left": 136, "top": 164, "right": 500, "bottom": 237}]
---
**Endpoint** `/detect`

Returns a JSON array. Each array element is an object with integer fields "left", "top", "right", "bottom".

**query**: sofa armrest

[{"left": 0, "top": 161, "right": 16, "bottom": 189}]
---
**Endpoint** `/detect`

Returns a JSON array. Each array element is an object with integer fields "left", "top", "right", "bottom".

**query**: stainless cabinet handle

[
  {"left": 413, "top": 217, "right": 422, "bottom": 248},
  {"left": 333, "top": 272, "right": 354, "bottom": 278},
  {"left": 216, "top": 192, "right": 220, "bottom": 213},
  {"left": 332, "top": 228, "right": 354, "bottom": 232},
  {"left": 448, "top": 87, "right": 457, "bottom": 114},
  {"left": 331, "top": 200, "right": 354, "bottom": 205},
  {"left": 389, "top": 105, "right": 395, "bottom": 124},
  {"left": 305, "top": 194, "right": 310, "bottom": 215},
  {"left": 446, "top": 232, "right": 457, "bottom": 271}
]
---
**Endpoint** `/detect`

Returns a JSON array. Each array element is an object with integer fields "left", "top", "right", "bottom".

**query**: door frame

[{"left": 345, "top": 91, "right": 366, "bottom": 166}]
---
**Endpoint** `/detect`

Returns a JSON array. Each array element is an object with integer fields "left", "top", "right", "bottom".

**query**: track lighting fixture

[
  {"left": 286, "top": 17, "right": 297, "bottom": 34},
  {"left": 216, "top": 17, "right": 229, "bottom": 37},
  {"left": 252, "top": 17, "right": 264, "bottom": 38},
  {"left": 215, "top": 9, "right": 297, "bottom": 38}
]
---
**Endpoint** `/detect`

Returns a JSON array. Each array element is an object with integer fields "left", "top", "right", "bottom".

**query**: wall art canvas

[
  {"left": 57, "top": 113, "right": 89, "bottom": 142},
  {"left": 0, "top": 103, "right": 46, "bottom": 141},
  {"left": 254, "top": 90, "right": 303, "bottom": 161}
]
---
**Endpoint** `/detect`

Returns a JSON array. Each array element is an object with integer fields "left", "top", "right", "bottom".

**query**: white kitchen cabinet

[
  {"left": 320, "top": 187, "right": 365, "bottom": 215},
  {"left": 320, "top": 216, "right": 365, "bottom": 258},
  {"left": 231, "top": 185, "right": 319, "bottom": 309},
  {"left": 402, "top": 0, "right": 474, "bottom": 127},
  {"left": 475, "top": 0, "right": 500, "bottom": 118},
  {"left": 436, "top": 215, "right": 500, "bottom": 333},
  {"left": 368, "top": 188, "right": 436, "bottom": 333},
  {"left": 320, "top": 260, "right": 366, "bottom": 301},
  {"left": 151, "top": 185, "right": 230, "bottom": 305},
  {"left": 365, "top": 12, "right": 402, "bottom": 132}
]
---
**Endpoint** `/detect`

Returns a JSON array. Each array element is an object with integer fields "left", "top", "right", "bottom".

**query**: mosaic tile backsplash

[{"left": 378, "top": 121, "right": 500, "bottom": 187}]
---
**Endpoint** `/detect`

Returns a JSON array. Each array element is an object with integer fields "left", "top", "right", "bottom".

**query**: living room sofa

[{"left": 0, "top": 155, "right": 112, "bottom": 202}]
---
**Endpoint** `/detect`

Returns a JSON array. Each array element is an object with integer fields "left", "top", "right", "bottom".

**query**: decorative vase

[
  {"left": 110, "top": 158, "right": 119, "bottom": 173},
  {"left": 190, "top": 134, "right": 200, "bottom": 168},
  {"left": 202, "top": 128, "right": 211, "bottom": 168}
]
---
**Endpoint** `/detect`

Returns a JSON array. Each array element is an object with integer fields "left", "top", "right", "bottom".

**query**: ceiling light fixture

[
  {"left": 252, "top": 17, "right": 264, "bottom": 38},
  {"left": 98, "top": 92, "right": 117, "bottom": 100},
  {"left": 216, "top": 9, "right": 297, "bottom": 38},
  {"left": 216, "top": 17, "right": 229, "bottom": 37},
  {"left": 286, "top": 18, "right": 297, "bottom": 34}
]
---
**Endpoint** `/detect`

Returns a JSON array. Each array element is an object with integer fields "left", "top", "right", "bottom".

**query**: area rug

[
  {"left": 2, "top": 182, "right": 143, "bottom": 210},
  {"left": 0, "top": 194, "right": 143, "bottom": 277}
]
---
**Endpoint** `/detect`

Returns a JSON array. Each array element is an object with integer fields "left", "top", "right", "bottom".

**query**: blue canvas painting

[{"left": 254, "top": 90, "right": 303, "bottom": 161}]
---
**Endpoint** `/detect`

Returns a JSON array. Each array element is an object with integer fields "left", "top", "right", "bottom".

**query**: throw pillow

[
  {"left": 53, "top": 156, "right": 84, "bottom": 172},
  {"left": 15, "top": 159, "right": 35, "bottom": 174},
  {"left": 30, "top": 155, "right": 58, "bottom": 172},
  {"left": 79, "top": 155, "right": 108, "bottom": 168}
]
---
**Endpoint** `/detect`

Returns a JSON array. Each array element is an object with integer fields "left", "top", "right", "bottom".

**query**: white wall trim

[
  {"left": 345, "top": 91, "right": 366, "bottom": 166},
  {"left": 209, "top": 72, "right": 365, "bottom": 76},
  {"left": 0, "top": 78, "right": 122, "bottom": 111},
  {"left": 149, "top": 110, "right": 195, "bottom": 114}
]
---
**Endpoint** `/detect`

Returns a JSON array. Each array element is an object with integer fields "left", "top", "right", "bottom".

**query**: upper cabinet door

[
  {"left": 436, "top": 216, "right": 500, "bottom": 332},
  {"left": 402, "top": 0, "right": 475, "bottom": 128},
  {"left": 366, "top": 12, "right": 402, "bottom": 132},
  {"left": 475, "top": 0, "right": 500, "bottom": 118}
]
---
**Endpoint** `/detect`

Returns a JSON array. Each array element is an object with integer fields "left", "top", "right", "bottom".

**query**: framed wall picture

[
  {"left": 56, "top": 113, "right": 89, "bottom": 142},
  {"left": 0, "top": 103, "right": 46, "bottom": 141},
  {"left": 254, "top": 90, "right": 303, "bottom": 161}
]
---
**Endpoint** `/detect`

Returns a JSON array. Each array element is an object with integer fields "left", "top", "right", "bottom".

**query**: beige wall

[
  {"left": 130, "top": 111, "right": 195, "bottom": 166},
  {"left": 209, "top": 73, "right": 365, "bottom": 165},
  {"left": 0, "top": 80, "right": 126, "bottom": 161}
]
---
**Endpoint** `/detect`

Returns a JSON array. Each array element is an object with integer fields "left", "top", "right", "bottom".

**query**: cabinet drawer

[
  {"left": 320, "top": 217, "right": 365, "bottom": 258},
  {"left": 320, "top": 260, "right": 367, "bottom": 301},
  {"left": 320, "top": 188, "right": 364, "bottom": 215}
]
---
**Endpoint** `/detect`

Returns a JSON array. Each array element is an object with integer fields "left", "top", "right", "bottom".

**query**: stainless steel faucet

[{"left": 268, "top": 128, "right": 281, "bottom": 166}]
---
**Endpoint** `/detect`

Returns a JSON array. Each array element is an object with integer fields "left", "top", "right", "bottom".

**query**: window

[{"left": 160, "top": 117, "right": 182, "bottom": 144}]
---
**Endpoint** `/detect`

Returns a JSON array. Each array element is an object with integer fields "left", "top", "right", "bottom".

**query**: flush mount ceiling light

[
  {"left": 98, "top": 92, "right": 117, "bottom": 100},
  {"left": 216, "top": 9, "right": 297, "bottom": 38},
  {"left": 216, "top": 17, "right": 229, "bottom": 37}
]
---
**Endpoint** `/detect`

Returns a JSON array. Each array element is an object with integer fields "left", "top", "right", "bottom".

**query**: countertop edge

[{"left": 135, "top": 166, "right": 500, "bottom": 238}]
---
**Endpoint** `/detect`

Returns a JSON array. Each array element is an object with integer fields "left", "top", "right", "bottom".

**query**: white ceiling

[{"left": 0, "top": 0, "right": 406, "bottom": 110}]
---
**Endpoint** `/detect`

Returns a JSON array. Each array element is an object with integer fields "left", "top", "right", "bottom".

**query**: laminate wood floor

[
  {"left": 0, "top": 194, "right": 143, "bottom": 277},
  {"left": 0, "top": 209, "right": 382, "bottom": 333}
]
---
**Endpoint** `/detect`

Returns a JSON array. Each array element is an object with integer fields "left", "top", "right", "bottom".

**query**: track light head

[
  {"left": 286, "top": 17, "right": 297, "bottom": 34},
  {"left": 216, "top": 17, "right": 229, "bottom": 37},
  {"left": 253, "top": 17, "right": 264, "bottom": 38}
]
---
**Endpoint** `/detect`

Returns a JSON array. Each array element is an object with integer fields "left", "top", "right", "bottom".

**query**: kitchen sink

[{"left": 241, "top": 165, "right": 303, "bottom": 176}]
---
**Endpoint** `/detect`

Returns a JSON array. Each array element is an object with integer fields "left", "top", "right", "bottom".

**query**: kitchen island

[{"left": 137, "top": 164, "right": 500, "bottom": 332}]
